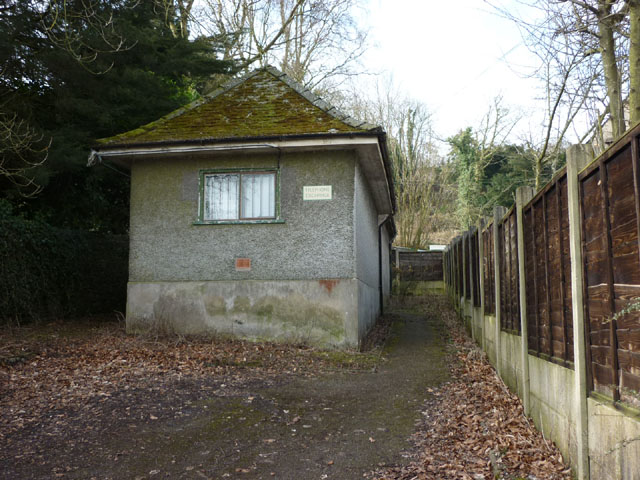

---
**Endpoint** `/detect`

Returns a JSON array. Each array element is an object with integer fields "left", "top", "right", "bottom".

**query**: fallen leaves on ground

[
  {"left": 0, "top": 316, "right": 384, "bottom": 441},
  {"left": 370, "top": 297, "right": 572, "bottom": 480}
]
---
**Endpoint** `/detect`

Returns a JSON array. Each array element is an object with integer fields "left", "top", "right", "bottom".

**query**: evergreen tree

[
  {"left": 1, "top": 1, "right": 232, "bottom": 232},
  {"left": 448, "top": 129, "right": 561, "bottom": 228}
]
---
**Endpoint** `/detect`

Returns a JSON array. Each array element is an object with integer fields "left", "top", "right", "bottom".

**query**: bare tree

[
  {"left": 488, "top": 0, "right": 633, "bottom": 154},
  {"left": 525, "top": 30, "right": 598, "bottom": 186},
  {"left": 347, "top": 78, "right": 457, "bottom": 248},
  {"left": 628, "top": 0, "right": 640, "bottom": 123},
  {"left": 153, "top": 0, "right": 196, "bottom": 38},
  {"left": 194, "top": 0, "right": 369, "bottom": 89},
  {"left": 0, "top": 114, "right": 49, "bottom": 197},
  {"left": 38, "top": 0, "right": 133, "bottom": 73}
]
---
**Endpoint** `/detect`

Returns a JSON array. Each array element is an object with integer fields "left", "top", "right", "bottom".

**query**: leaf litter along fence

[{"left": 444, "top": 123, "right": 640, "bottom": 410}]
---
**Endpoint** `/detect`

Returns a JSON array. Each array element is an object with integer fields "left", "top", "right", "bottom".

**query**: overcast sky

[{"left": 360, "top": 0, "right": 549, "bottom": 146}]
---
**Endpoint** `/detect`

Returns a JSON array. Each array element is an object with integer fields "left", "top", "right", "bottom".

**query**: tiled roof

[{"left": 97, "top": 66, "right": 379, "bottom": 146}]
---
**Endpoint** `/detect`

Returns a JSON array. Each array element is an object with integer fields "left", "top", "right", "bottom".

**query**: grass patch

[{"left": 310, "top": 350, "right": 381, "bottom": 370}]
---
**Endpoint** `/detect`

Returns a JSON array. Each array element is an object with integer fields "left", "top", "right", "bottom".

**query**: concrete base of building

[{"left": 126, "top": 278, "right": 377, "bottom": 349}]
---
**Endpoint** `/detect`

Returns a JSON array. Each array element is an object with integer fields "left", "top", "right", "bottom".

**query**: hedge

[{"left": 0, "top": 201, "right": 128, "bottom": 324}]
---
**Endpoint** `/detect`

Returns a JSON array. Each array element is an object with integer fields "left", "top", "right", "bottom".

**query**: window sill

[{"left": 193, "top": 219, "right": 286, "bottom": 226}]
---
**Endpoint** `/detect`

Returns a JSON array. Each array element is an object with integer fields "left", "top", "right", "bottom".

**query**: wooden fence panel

[
  {"left": 471, "top": 229, "right": 481, "bottom": 307},
  {"left": 534, "top": 198, "right": 551, "bottom": 354},
  {"left": 396, "top": 251, "right": 443, "bottom": 282},
  {"left": 499, "top": 210, "right": 520, "bottom": 333},
  {"left": 499, "top": 222, "right": 506, "bottom": 326},
  {"left": 581, "top": 165, "right": 615, "bottom": 397},
  {"left": 523, "top": 172, "right": 574, "bottom": 367},
  {"left": 558, "top": 176, "right": 574, "bottom": 364},
  {"left": 464, "top": 235, "right": 471, "bottom": 299},
  {"left": 483, "top": 225, "right": 495, "bottom": 314},
  {"left": 450, "top": 243, "right": 455, "bottom": 294},
  {"left": 456, "top": 240, "right": 463, "bottom": 297},
  {"left": 607, "top": 144, "right": 640, "bottom": 406},
  {"left": 547, "top": 186, "right": 565, "bottom": 359},
  {"left": 445, "top": 250, "right": 450, "bottom": 286},
  {"left": 580, "top": 133, "right": 640, "bottom": 405},
  {"left": 508, "top": 211, "right": 520, "bottom": 332},
  {"left": 524, "top": 206, "right": 539, "bottom": 353}
]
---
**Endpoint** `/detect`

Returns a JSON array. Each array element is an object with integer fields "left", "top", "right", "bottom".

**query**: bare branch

[{"left": 0, "top": 113, "right": 49, "bottom": 198}]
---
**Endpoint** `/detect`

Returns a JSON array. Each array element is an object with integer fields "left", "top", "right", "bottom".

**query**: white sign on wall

[{"left": 303, "top": 185, "right": 332, "bottom": 201}]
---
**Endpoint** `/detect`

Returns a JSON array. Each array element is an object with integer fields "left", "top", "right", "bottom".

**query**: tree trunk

[
  {"left": 178, "top": 0, "right": 194, "bottom": 38},
  {"left": 629, "top": 0, "right": 640, "bottom": 124},
  {"left": 598, "top": 0, "right": 625, "bottom": 139},
  {"left": 535, "top": 154, "right": 542, "bottom": 191}
]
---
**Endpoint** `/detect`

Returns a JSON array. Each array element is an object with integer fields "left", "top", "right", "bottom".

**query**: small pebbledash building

[{"left": 89, "top": 66, "right": 396, "bottom": 349}]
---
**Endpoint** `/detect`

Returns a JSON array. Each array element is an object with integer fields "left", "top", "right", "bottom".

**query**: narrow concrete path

[{"left": 71, "top": 300, "right": 450, "bottom": 480}]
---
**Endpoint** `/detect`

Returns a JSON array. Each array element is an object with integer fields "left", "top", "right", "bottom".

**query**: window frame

[{"left": 194, "top": 168, "right": 283, "bottom": 225}]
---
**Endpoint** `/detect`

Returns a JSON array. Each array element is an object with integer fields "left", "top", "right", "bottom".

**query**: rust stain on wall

[{"left": 319, "top": 279, "right": 339, "bottom": 294}]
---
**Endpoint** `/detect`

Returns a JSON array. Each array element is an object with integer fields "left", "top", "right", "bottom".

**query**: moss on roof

[{"left": 97, "top": 67, "right": 377, "bottom": 147}]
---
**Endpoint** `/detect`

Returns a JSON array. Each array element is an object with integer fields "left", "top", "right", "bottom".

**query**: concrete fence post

[
  {"left": 516, "top": 186, "right": 536, "bottom": 416},
  {"left": 493, "top": 206, "right": 507, "bottom": 376},
  {"left": 567, "top": 144, "right": 593, "bottom": 480}
]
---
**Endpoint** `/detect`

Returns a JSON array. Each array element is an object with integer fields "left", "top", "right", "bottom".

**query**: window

[{"left": 198, "top": 169, "right": 280, "bottom": 223}]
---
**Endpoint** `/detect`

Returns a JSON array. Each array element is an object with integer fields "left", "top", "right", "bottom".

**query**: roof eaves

[
  {"left": 92, "top": 131, "right": 381, "bottom": 151},
  {"left": 375, "top": 130, "right": 397, "bottom": 214}
]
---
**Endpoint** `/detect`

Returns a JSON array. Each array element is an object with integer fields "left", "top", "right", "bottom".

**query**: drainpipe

[{"left": 378, "top": 215, "right": 392, "bottom": 314}]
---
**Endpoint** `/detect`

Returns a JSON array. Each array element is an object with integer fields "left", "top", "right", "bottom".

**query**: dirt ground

[{"left": 0, "top": 295, "right": 571, "bottom": 479}]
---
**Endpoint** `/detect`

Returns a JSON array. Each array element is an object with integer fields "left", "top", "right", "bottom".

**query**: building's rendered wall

[
  {"left": 127, "top": 279, "right": 359, "bottom": 347},
  {"left": 354, "top": 161, "right": 382, "bottom": 338},
  {"left": 126, "top": 149, "right": 388, "bottom": 347},
  {"left": 380, "top": 224, "right": 392, "bottom": 304},
  {"left": 129, "top": 151, "right": 355, "bottom": 282}
]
